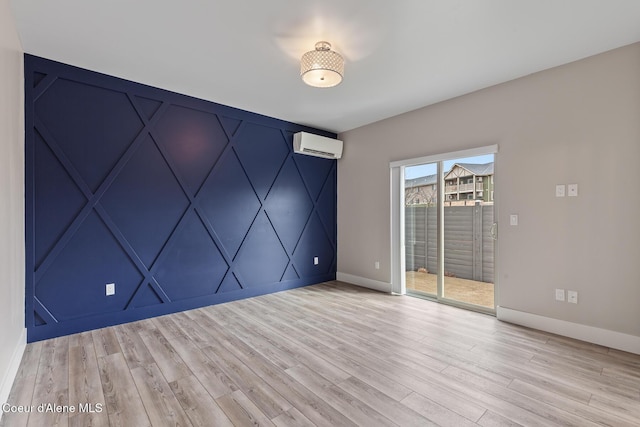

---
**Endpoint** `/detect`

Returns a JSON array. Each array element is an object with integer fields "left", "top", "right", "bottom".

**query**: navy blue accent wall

[{"left": 25, "top": 55, "right": 337, "bottom": 342}]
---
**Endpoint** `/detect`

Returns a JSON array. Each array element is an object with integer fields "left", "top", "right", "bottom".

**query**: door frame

[{"left": 390, "top": 145, "right": 499, "bottom": 312}]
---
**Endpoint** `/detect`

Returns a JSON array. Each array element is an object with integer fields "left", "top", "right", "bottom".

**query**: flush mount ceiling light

[{"left": 300, "top": 41, "right": 344, "bottom": 88}]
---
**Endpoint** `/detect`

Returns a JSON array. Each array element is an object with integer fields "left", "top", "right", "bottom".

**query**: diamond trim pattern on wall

[{"left": 25, "top": 55, "right": 337, "bottom": 342}]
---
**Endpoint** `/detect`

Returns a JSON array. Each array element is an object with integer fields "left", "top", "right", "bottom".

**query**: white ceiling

[{"left": 11, "top": 0, "right": 640, "bottom": 133}]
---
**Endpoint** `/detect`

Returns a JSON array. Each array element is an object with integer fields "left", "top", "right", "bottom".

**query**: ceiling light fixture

[{"left": 300, "top": 41, "right": 344, "bottom": 88}]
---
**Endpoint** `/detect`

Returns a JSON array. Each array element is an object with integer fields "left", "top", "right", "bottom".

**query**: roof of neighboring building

[
  {"left": 454, "top": 162, "right": 494, "bottom": 176},
  {"left": 406, "top": 174, "right": 437, "bottom": 188}
]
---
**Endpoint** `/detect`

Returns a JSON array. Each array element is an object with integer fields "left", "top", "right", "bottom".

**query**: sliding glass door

[
  {"left": 395, "top": 147, "right": 497, "bottom": 313},
  {"left": 441, "top": 155, "right": 495, "bottom": 309},
  {"left": 404, "top": 162, "right": 438, "bottom": 298}
]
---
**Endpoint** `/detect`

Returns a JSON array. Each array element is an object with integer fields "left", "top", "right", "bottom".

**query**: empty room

[{"left": 1, "top": 1, "right": 640, "bottom": 426}]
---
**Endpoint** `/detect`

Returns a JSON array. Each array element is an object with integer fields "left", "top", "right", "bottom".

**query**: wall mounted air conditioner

[{"left": 293, "top": 132, "right": 343, "bottom": 159}]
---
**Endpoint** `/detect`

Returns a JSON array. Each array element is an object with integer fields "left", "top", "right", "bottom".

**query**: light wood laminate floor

[{"left": 2, "top": 281, "right": 640, "bottom": 426}]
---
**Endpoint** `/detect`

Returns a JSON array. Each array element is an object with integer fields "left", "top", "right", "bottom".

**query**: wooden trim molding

[
  {"left": 336, "top": 272, "right": 392, "bottom": 294},
  {"left": 497, "top": 306, "right": 640, "bottom": 355}
]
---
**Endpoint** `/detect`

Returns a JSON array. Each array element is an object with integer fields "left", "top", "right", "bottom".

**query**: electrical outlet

[
  {"left": 106, "top": 283, "right": 115, "bottom": 296},
  {"left": 313, "top": 256, "right": 319, "bottom": 265},
  {"left": 567, "top": 290, "right": 578, "bottom": 304},
  {"left": 555, "top": 289, "right": 565, "bottom": 301}
]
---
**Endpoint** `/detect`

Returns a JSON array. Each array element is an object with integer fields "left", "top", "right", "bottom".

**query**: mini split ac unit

[{"left": 293, "top": 132, "right": 343, "bottom": 159}]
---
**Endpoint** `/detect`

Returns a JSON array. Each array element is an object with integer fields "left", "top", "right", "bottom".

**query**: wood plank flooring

[{"left": 2, "top": 281, "right": 639, "bottom": 426}]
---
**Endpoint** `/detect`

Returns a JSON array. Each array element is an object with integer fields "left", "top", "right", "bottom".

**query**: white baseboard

[
  {"left": 336, "top": 272, "right": 392, "bottom": 293},
  {"left": 0, "top": 328, "right": 27, "bottom": 410},
  {"left": 497, "top": 306, "right": 640, "bottom": 355}
]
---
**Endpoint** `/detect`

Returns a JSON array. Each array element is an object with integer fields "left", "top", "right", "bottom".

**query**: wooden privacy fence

[{"left": 405, "top": 204, "right": 494, "bottom": 283}]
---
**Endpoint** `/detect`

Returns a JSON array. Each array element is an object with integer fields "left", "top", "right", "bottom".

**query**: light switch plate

[
  {"left": 510, "top": 214, "right": 518, "bottom": 226},
  {"left": 556, "top": 184, "right": 566, "bottom": 197},
  {"left": 555, "top": 289, "right": 565, "bottom": 301},
  {"left": 568, "top": 184, "right": 578, "bottom": 197}
]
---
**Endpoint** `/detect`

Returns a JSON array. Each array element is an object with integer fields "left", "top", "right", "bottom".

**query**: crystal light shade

[{"left": 300, "top": 41, "right": 344, "bottom": 88}]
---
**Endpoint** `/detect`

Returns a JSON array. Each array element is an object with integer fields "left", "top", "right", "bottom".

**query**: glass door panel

[
  {"left": 404, "top": 162, "right": 438, "bottom": 298},
  {"left": 442, "top": 155, "right": 495, "bottom": 309}
]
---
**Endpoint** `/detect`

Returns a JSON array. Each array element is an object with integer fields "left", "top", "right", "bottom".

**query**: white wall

[
  {"left": 0, "top": 0, "right": 25, "bottom": 409},
  {"left": 338, "top": 43, "right": 640, "bottom": 351}
]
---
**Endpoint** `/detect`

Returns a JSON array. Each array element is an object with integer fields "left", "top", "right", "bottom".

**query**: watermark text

[{"left": 2, "top": 402, "right": 103, "bottom": 414}]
